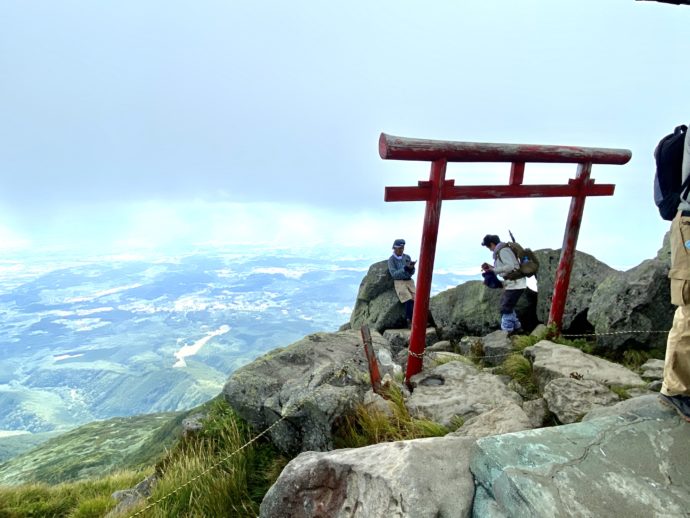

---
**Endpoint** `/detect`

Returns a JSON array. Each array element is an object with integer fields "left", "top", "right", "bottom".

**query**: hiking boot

[{"left": 659, "top": 393, "right": 690, "bottom": 422}]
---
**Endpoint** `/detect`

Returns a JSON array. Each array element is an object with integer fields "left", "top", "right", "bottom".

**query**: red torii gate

[{"left": 379, "top": 133, "right": 632, "bottom": 382}]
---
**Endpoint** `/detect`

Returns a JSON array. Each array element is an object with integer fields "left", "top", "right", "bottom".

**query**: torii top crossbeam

[{"left": 379, "top": 133, "right": 632, "bottom": 382}]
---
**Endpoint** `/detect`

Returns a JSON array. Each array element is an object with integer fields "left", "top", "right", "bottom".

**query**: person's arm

[
  {"left": 388, "top": 256, "right": 410, "bottom": 280},
  {"left": 404, "top": 255, "right": 416, "bottom": 276},
  {"left": 494, "top": 247, "right": 519, "bottom": 276}
]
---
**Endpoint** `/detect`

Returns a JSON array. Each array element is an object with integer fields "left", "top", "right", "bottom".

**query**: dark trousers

[
  {"left": 500, "top": 289, "right": 525, "bottom": 315},
  {"left": 404, "top": 300, "right": 414, "bottom": 320}
]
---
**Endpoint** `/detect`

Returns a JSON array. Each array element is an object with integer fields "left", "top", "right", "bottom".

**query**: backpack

[
  {"left": 502, "top": 240, "right": 539, "bottom": 281},
  {"left": 654, "top": 124, "right": 688, "bottom": 221}
]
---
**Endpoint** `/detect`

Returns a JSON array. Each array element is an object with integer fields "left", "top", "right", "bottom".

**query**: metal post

[
  {"left": 405, "top": 159, "right": 447, "bottom": 382},
  {"left": 548, "top": 163, "right": 592, "bottom": 330}
]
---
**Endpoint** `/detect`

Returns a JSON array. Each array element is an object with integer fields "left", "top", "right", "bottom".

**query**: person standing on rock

[
  {"left": 660, "top": 125, "right": 690, "bottom": 422},
  {"left": 481, "top": 234, "right": 526, "bottom": 335},
  {"left": 388, "top": 238, "right": 416, "bottom": 328}
]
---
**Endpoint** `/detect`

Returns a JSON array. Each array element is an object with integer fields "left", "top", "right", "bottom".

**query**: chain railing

[{"left": 127, "top": 326, "right": 669, "bottom": 516}]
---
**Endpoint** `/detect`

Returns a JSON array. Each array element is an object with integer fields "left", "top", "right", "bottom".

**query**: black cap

[
  {"left": 392, "top": 239, "right": 406, "bottom": 249},
  {"left": 481, "top": 234, "right": 500, "bottom": 247}
]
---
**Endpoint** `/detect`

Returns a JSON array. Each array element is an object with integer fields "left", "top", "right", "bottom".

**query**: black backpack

[{"left": 654, "top": 124, "right": 688, "bottom": 221}]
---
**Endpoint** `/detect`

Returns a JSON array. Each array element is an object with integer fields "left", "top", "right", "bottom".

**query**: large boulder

[
  {"left": 534, "top": 248, "right": 617, "bottom": 331},
  {"left": 406, "top": 361, "right": 522, "bottom": 428},
  {"left": 222, "top": 330, "right": 390, "bottom": 455},
  {"left": 523, "top": 340, "right": 645, "bottom": 391},
  {"left": 259, "top": 435, "right": 477, "bottom": 518},
  {"left": 542, "top": 378, "right": 620, "bottom": 424},
  {"left": 588, "top": 258, "right": 673, "bottom": 352},
  {"left": 470, "top": 395, "right": 690, "bottom": 517},
  {"left": 349, "top": 261, "right": 407, "bottom": 332},
  {"left": 429, "top": 280, "right": 537, "bottom": 339},
  {"left": 449, "top": 402, "right": 533, "bottom": 438}
]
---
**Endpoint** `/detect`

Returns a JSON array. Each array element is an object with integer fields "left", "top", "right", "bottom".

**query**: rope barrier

[
  {"left": 129, "top": 414, "right": 288, "bottom": 517},
  {"left": 128, "top": 348, "right": 364, "bottom": 518}
]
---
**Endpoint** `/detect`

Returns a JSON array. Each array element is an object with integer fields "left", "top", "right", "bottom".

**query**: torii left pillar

[{"left": 406, "top": 159, "right": 447, "bottom": 380}]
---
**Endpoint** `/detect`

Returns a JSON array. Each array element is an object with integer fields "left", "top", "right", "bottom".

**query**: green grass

[
  {"left": 497, "top": 355, "right": 538, "bottom": 396},
  {"left": 0, "top": 470, "right": 144, "bottom": 518},
  {"left": 0, "top": 398, "right": 287, "bottom": 518},
  {"left": 622, "top": 349, "right": 650, "bottom": 371},
  {"left": 512, "top": 324, "right": 596, "bottom": 354},
  {"left": 333, "top": 384, "right": 448, "bottom": 448},
  {"left": 0, "top": 412, "right": 186, "bottom": 486},
  {"left": 126, "top": 398, "right": 286, "bottom": 517},
  {"left": 610, "top": 386, "right": 633, "bottom": 400},
  {"left": 429, "top": 354, "right": 474, "bottom": 368}
]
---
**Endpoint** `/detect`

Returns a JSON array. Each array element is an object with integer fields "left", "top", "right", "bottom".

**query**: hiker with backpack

[
  {"left": 480, "top": 234, "right": 526, "bottom": 335},
  {"left": 388, "top": 238, "right": 417, "bottom": 328},
  {"left": 655, "top": 123, "right": 690, "bottom": 422}
]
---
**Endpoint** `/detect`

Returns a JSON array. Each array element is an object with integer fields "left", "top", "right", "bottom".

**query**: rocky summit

[{"left": 229, "top": 237, "right": 688, "bottom": 517}]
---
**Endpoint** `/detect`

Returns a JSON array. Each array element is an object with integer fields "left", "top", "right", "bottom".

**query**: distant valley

[{"left": 0, "top": 247, "right": 476, "bottom": 454}]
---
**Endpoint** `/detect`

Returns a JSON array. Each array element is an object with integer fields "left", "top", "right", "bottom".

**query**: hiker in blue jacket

[
  {"left": 660, "top": 124, "right": 690, "bottom": 422},
  {"left": 388, "top": 239, "right": 416, "bottom": 328},
  {"left": 481, "top": 234, "right": 526, "bottom": 335}
]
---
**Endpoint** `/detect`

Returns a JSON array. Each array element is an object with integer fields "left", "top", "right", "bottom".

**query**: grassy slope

[
  {"left": 0, "top": 411, "right": 187, "bottom": 486},
  {"left": 0, "top": 431, "right": 64, "bottom": 464},
  {"left": 0, "top": 397, "right": 285, "bottom": 518}
]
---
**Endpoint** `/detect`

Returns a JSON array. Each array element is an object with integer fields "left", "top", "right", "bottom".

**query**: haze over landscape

[{"left": 1, "top": 1, "right": 688, "bottom": 269}]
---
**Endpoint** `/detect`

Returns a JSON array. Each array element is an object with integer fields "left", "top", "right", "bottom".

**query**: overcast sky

[{"left": 1, "top": 1, "right": 688, "bottom": 271}]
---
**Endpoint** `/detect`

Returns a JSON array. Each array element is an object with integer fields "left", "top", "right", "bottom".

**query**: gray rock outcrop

[
  {"left": 640, "top": 358, "right": 665, "bottom": 380},
  {"left": 480, "top": 330, "right": 513, "bottom": 366},
  {"left": 406, "top": 362, "right": 522, "bottom": 428},
  {"left": 542, "top": 377, "right": 620, "bottom": 424},
  {"left": 449, "top": 402, "right": 532, "bottom": 438},
  {"left": 349, "top": 261, "right": 406, "bottom": 332},
  {"left": 223, "top": 330, "right": 388, "bottom": 455},
  {"left": 470, "top": 395, "right": 690, "bottom": 517},
  {"left": 534, "top": 248, "right": 617, "bottom": 330},
  {"left": 523, "top": 340, "right": 645, "bottom": 391},
  {"left": 429, "top": 280, "right": 536, "bottom": 339},
  {"left": 588, "top": 258, "right": 672, "bottom": 351},
  {"left": 259, "top": 435, "right": 477, "bottom": 518},
  {"left": 382, "top": 327, "right": 438, "bottom": 356}
]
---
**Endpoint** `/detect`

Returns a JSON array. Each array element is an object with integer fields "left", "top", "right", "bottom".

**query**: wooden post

[
  {"left": 405, "top": 159, "right": 447, "bottom": 382},
  {"left": 360, "top": 325, "right": 383, "bottom": 395}
]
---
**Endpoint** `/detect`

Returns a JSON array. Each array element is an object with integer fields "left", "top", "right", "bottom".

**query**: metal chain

[
  {"left": 562, "top": 330, "right": 669, "bottom": 338},
  {"left": 129, "top": 326, "right": 668, "bottom": 516},
  {"left": 408, "top": 349, "right": 425, "bottom": 359},
  {"left": 428, "top": 329, "right": 670, "bottom": 363},
  {"left": 128, "top": 349, "right": 363, "bottom": 518}
]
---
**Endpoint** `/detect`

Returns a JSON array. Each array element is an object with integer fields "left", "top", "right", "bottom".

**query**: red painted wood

[
  {"left": 379, "top": 133, "right": 632, "bottom": 165},
  {"left": 510, "top": 162, "right": 525, "bottom": 185},
  {"left": 405, "top": 159, "right": 447, "bottom": 382},
  {"left": 385, "top": 183, "right": 614, "bottom": 202},
  {"left": 548, "top": 163, "right": 593, "bottom": 330}
]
